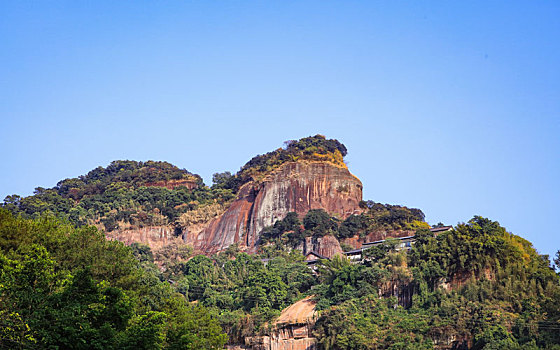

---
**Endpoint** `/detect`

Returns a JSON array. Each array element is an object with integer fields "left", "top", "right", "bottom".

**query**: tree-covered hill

[
  {"left": 2, "top": 160, "right": 234, "bottom": 232},
  {"left": 2, "top": 135, "right": 559, "bottom": 349},
  {"left": 259, "top": 203, "right": 427, "bottom": 249},
  {"left": 127, "top": 214, "right": 559, "bottom": 349},
  {"left": 210, "top": 134, "right": 348, "bottom": 193},
  {"left": 312, "top": 217, "right": 560, "bottom": 349}
]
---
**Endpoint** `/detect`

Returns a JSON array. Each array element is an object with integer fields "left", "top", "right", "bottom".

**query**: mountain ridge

[{"left": 2, "top": 135, "right": 428, "bottom": 262}]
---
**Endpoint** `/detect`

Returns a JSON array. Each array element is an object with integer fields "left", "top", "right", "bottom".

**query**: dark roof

[
  {"left": 429, "top": 226, "right": 453, "bottom": 232},
  {"left": 306, "top": 251, "right": 328, "bottom": 260},
  {"left": 343, "top": 249, "right": 363, "bottom": 255},
  {"left": 362, "top": 235, "right": 416, "bottom": 247},
  {"left": 359, "top": 227, "right": 452, "bottom": 247},
  {"left": 341, "top": 226, "right": 454, "bottom": 257}
]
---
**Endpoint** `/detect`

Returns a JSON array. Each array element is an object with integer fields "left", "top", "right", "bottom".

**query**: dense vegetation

[
  {"left": 357, "top": 200, "right": 429, "bottom": 233},
  {"left": 2, "top": 135, "right": 347, "bottom": 233},
  {"left": 260, "top": 202, "right": 428, "bottom": 248},
  {"left": 211, "top": 134, "right": 348, "bottom": 192},
  {"left": 2, "top": 160, "right": 234, "bottom": 232},
  {"left": 2, "top": 210, "right": 559, "bottom": 349},
  {"left": 312, "top": 217, "right": 560, "bottom": 349},
  {"left": 154, "top": 245, "right": 317, "bottom": 344},
  {"left": 0, "top": 209, "right": 227, "bottom": 349},
  {"left": 115, "top": 212, "right": 560, "bottom": 349},
  {"left": 121, "top": 215, "right": 560, "bottom": 349}
]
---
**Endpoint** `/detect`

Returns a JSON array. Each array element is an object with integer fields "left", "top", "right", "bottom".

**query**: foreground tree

[{"left": 0, "top": 209, "right": 227, "bottom": 349}]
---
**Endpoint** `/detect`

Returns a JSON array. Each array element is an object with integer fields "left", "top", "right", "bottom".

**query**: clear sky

[{"left": 1, "top": 1, "right": 559, "bottom": 259}]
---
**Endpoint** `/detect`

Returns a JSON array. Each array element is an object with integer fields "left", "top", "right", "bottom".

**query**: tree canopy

[{"left": 0, "top": 209, "right": 227, "bottom": 349}]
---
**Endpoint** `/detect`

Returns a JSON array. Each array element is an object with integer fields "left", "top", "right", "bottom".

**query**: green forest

[
  {"left": 260, "top": 204, "right": 427, "bottom": 249},
  {"left": 0, "top": 209, "right": 226, "bottom": 349},
  {"left": 1, "top": 160, "right": 229, "bottom": 233},
  {"left": 2, "top": 209, "right": 559, "bottom": 349},
  {"left": 1, "top": 135, "right": 560, "bottom": 349}
]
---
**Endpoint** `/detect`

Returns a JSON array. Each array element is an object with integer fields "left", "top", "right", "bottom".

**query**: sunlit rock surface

[{"left": 189, "top": 161, "right": 363, "bottom": 255}]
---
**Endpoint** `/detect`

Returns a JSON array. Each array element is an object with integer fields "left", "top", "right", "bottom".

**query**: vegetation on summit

[
  {"left": 2, "top": 160, "right": 235, "bottom": 232},
  {"left": 211, "top": 134, "right": 348, "bottom": 193},
  {"left": 2, "top": 135, "right": 347, "bottom": 233}
]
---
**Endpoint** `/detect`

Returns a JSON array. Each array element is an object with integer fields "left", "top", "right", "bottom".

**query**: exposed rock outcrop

[
  {"left": 188, "top": 161, "right": 363, "bottom": 256},
  {"left": 106, "top": 226, "right": 179, "bottom": 251},
  {"left": 303, "top": 235, "right": 343, "bottom": 258}
]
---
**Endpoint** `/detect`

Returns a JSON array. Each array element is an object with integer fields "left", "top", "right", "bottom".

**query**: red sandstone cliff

[{"left": 187, "top": 161, "right": 363, "bottom": 256}]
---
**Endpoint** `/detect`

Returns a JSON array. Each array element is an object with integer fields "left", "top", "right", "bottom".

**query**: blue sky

[{"left": 1, "top": 1, "right": 559, "bottom": 259}]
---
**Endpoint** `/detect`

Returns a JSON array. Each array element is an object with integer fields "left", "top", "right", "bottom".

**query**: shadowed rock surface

[{"left": 302, "top": 235, "right": 343, "bottom": 259}]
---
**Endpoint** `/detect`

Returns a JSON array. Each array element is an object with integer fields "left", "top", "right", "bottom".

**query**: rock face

[
  {"left": 188, "top": 161, "right": 363, "bottom": 255},
  {"left": 106, "top": 226, "right": 182, "bottom": 251},
  {"left": 303, "top": 235, "right": 343, "bottom": 258}
]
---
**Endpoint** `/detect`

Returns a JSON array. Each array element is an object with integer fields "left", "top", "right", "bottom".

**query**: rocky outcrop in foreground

[{"left": 188, "top": 161, "right": 363, "bottom": 256}]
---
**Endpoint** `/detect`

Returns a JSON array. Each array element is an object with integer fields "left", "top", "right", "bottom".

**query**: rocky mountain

[
  {"left": 187, "top": 161, "right": 363, "bottom": 255},
  {"left": 2, "top": 135, "right": 425, "bottom": 261}
]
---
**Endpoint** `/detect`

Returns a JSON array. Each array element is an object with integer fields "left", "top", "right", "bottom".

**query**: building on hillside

[
  {"left": 343, "top": 225, "right": 453, "bottom": 263},
  {"left": 305, "top": 251, "right": 328, "bottom": 270},
  {"left": 344, "top": 248, "right": 364, "bottom": 262},
  {"left": 240, "top": 296, "right": 318, "bottom": 349},
  {"left": 360, "top": 235, "right": 416, "bottom": 251},
  {"left": 305, "top": 251, "right": 328, "bottom": 261}
]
